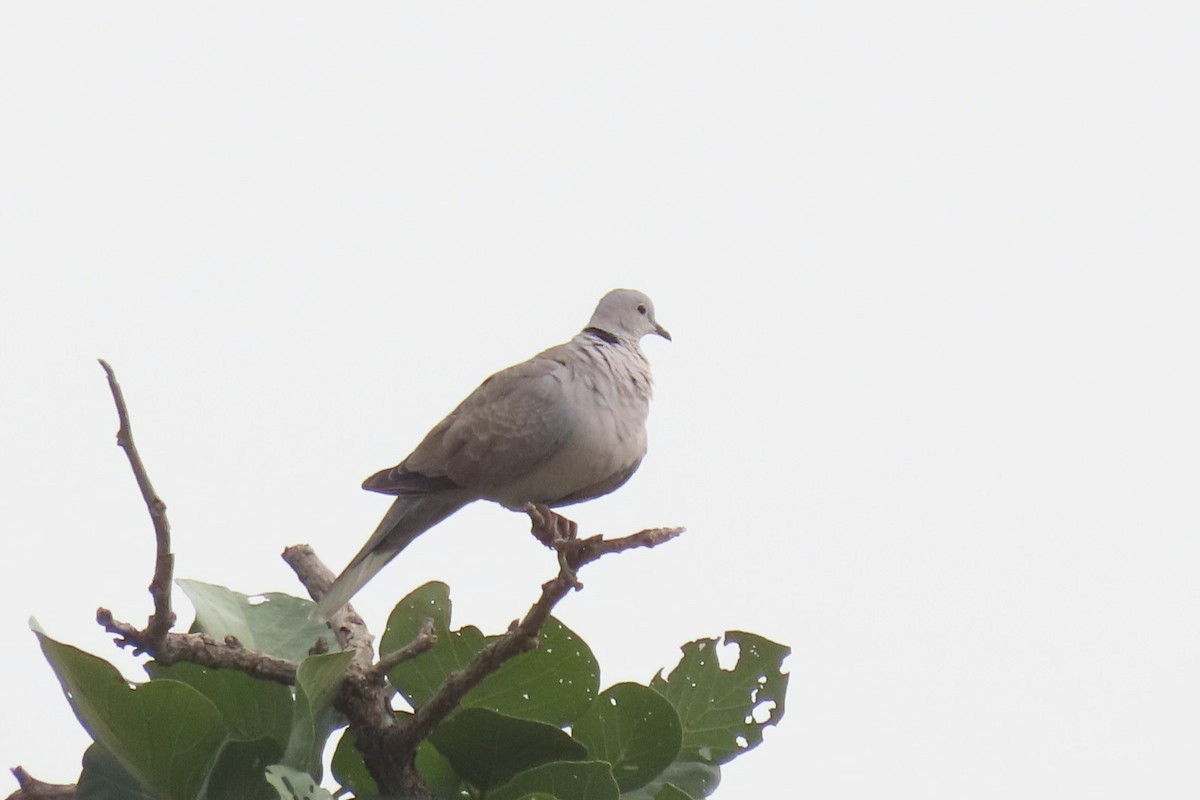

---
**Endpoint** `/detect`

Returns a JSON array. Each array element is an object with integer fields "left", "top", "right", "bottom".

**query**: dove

[{"left": 314, "top": 288, "right": 670, "bottom": 621}]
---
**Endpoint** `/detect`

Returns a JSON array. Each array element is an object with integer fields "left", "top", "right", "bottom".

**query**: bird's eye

[{"left": 637, "top": 304, "right": 647, "bottom": 315}]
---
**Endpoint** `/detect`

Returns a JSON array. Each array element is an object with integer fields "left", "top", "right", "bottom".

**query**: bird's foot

[
  {"left": 525, "top": 503, "right": 579, "bottom": 546},
  {"left": 524, "top": 503, "right": 584, "bottom": 590}
]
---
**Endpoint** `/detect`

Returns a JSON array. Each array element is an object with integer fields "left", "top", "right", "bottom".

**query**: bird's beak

[{"left": 654, "top": 323, "right": 672, "bottom": 341}]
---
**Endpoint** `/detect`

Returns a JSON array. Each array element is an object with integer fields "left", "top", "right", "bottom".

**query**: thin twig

[
  {"left": 97, "top": 360, "right": 175, "bottom": 643},
  {"left": 372, "top": 618, "right": 437, "bottom": 677}
]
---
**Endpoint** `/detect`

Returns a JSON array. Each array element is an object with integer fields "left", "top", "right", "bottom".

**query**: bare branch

[
  {"left": 282, "top": 544, "right": 374, "bottom": 667},
  {"left": 92, "top": 364, "right": 301, "bottom": 686},
  {"left": 98, "top": 360, "right": 175, "bottom": 644},
  {"left": 96, "top": 607, "right": 299, "bottom": 684},
  {"left": 5, "top": 767, "right": 74, "bottom": 800},
  {"left": 400, "top": 521, "right": 684, "bottom": 749},
  {"left": 354, "top": 517, "right": 685, "bottom": 792},
  {"left": 372, "top": 618, "right": 437, "bottom": 678}
]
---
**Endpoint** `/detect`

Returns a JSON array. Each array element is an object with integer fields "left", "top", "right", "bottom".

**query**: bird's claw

[
  {"left": 525, "top": 503, "right": 578, "bottom": 546},
  {"left": 524, "top": 503, "right": 584, "bottom": 590}
]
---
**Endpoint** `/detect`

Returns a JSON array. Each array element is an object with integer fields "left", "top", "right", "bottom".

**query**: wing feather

[{"left": 382, "top": 349, "right": 576, "bottom": 495}]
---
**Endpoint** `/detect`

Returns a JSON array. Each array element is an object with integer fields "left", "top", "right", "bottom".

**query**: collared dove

[{"left": 314, "top": 288, "right": 670, "bottom": 620}]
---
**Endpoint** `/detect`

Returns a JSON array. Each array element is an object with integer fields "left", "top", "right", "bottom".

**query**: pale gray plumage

[{"left": 314, "top": 289, "right": 670, "bottom": 621}]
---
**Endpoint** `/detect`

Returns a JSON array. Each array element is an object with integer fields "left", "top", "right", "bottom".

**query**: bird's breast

[{"left": 489, "top": 341, "right": 653, "bottom": 508}]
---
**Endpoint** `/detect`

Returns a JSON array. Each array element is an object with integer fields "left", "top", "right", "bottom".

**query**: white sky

[{"left": 2, "top": 3, "right": 1198, "bottom": 798}]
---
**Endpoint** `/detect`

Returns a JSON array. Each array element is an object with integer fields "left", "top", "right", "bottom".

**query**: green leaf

[
  {"left": 329, "top": 729, "right": 377, "bottom": 798},
  {"left": 467, "top": 617, "right": 599, "bottom": 725},
  {"left": 415, "top": 738, "right": 463, "bottom": 795},
  {"left": 572, "top": 682, "right": 681, "bottom": 792},
  {"left": 488, "top": 761, "right": 619, "bottom": 800},
  {"left": 75, "top": 744, "right": 159, "bottom": 800},
  {"left": 264, "top": 764, "right": 336, "bottom": 800},
  {"left": 650, "top": 631, "right": 789, "bottom": 764},
  {"left": 282, "top": 650, "right": 353, "bottom": 776},
  {"left": 144, "top": 662, "right": 290, "bottom": 799},
  {"left": 380, "top": 581, "right": 486, "bottom": 707},
  {"left": 178, "top": 579, "right": 337, "bottom": 662},
  {"left": 381, "top": 582, "right": 600, "bottom": 724},
  {"left": 147, "top": 662, "right": 293, "bottom": 747},
  {"left": 37, "top": 631, "right": 227, "bottom": 800},
  {"left": 429, "top": 707, "right": 586, "bottom": 793},
  {"left": 78, "top": 742, "right": 282, "bottom": 800},
  {"left": 204, "top": 738, "right": 285, "bottom": 800},
  {"left": 621, "top": 761, "right": 720, "bottom": 800}
]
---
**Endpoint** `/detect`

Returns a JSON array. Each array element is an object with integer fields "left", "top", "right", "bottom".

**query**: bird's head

[{"left": 588, "top": 288, "right": 672, "bottom": 342}]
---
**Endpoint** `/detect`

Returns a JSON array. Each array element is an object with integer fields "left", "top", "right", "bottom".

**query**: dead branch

[{"left": 98, "top": 360, "right": 175, "bottom": 644}]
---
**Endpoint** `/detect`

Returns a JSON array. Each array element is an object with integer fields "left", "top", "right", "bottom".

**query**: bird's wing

[{"left": 366, "top": 348, "right": 576, "bottom": 495}]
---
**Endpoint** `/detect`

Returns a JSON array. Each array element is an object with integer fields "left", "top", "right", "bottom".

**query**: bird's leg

[
  {"left": 525, "top": 502, "right": 578, "bottom": 545},
  {"left": 524, "top": 503, "right": 584, "bottom": 590}
]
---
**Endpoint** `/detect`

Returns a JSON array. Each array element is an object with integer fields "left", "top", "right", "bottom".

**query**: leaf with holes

[
  {"left": 466, "top": 616, "right": 599, "bottom": 725},
  {"left": 178, "top": 579, "right": 337, "bottom": 662},
  {"left": 572, "top": 682, "right": 681, "bottom": 791},
  {"left": 381, "top": 582, "right": 599, "bottom": 724},
  {"left": 650, "top": 631, "right": 789, "bottom": 765},
  {"left": 379, "top": 581, "right": 486, "bottom": 707}
]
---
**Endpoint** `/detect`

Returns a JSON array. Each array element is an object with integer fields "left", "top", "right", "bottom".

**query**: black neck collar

[{"left": 583, "top": 327, "right": 620, "bottom": 345}]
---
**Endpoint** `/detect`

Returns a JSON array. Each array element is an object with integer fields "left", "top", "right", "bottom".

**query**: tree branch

[
  {"left": 5, "top": 768, "right": 74, "bottom": 800},
  {"left": 281, "top": 544, "right": 375, "bottom": 668},
  {"left": 97, "top": 360, "right": 175, "bottom": 645},
  {"left": 95, "top": 607, "right": 300, "bottom": 684},
  {"left": 372, "top": 618, "right": 437, "bottom": 678},
  {"left": 353, "top": 517, "right": 685, "bottom": 794},
  {"left": 94, "top": 363, "right": 301, "bottom": 684},
  {"left": 403, "top": 522, "right": 683, "bottom": 748}
]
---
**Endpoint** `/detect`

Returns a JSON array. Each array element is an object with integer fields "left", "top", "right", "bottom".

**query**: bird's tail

[{"left": 312, "top": 492, "right": 468, "bottom": 622}]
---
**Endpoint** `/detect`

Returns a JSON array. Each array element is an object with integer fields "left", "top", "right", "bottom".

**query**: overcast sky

[{"left": 2, "top": 3, "right": 1197, "bottom": 798}]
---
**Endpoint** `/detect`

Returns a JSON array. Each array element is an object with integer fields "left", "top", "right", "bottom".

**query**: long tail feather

[{"left": 313, "top": 492, "right": 469, "bottom": 621}]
